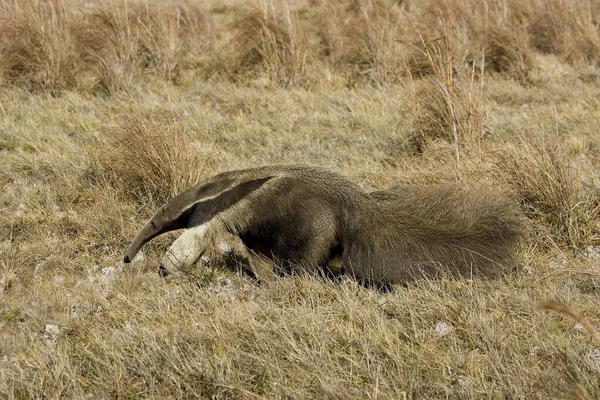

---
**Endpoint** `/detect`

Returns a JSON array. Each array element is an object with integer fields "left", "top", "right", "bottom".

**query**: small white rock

[
  {"left": 131, "top": 251, "right": 145, "bottom": 264},
  {"left": 549, "top": 257, "right": 569, "bottom": 268},
  {"left": 458, "top": 378, "right": 472, "bottom": 388},
  {"left": 45, "top": 324, "right": 60, "bottom": 336},
  {"left": 583, "top": 246, "right": 600, "bottom": 260},
  {"left": 99, "top": 266, "right": 118, "bottom": 284},
  {"left": 208, "top": 277, "right": 235, "bottom": 300},
  {"left": 435, "top": 321, "right": 451, "bottom": 336},
  {"left": 48, "top": 234, "right": 60, "bottom": 246},
  {"left": 574, "top": 323, "right": 585, "bottom": 333}
]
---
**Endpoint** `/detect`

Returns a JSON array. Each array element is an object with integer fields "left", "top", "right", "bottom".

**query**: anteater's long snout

[{"left": 123, "top": 220, "right": 161, "bottom": 263}]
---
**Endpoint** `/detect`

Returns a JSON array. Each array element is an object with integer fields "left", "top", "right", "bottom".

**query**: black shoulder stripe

[{"left": 187, "top": 176, "right": 273, "bottom": 227}]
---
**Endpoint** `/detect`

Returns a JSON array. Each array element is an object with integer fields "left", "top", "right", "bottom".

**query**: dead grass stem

[{"left": 536, "top": 300, "right": 600, "bottom": 343}]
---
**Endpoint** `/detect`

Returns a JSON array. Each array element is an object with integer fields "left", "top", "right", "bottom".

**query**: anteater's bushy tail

[{"left": 349, "top": 184, "right": 526, "bottom": 283}]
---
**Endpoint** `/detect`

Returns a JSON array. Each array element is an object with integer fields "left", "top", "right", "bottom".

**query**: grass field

[{"left": 1, "top": 0, "right": 599, "bottom": 398}]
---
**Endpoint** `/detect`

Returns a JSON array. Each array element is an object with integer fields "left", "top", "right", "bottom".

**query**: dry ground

[{"left": 1, "top": 0, "right": 599, "bottom": 398}]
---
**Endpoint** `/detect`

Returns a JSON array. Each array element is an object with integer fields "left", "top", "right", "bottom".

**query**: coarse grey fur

[{"left": 124, "top": 164, "right": 524, "bottom": 285}]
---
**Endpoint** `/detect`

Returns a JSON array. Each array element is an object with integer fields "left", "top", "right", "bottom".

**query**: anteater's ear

[{"left": 123, "top": 176, "right": 272, "bottom": 263}]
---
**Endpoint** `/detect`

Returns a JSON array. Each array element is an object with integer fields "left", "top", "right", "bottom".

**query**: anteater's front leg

[{"left": 159, "top": 222, "right": 277, "bottom": 282}]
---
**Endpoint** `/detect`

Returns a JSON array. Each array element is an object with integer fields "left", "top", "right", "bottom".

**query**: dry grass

[
  {"left": 537, "top": 299, "right": 600, "bottom": 343},
  {"left": 96, "top": 117, "right": 209, "bottom": 203},
  {"left": 0, "top": 0, "right": 79, "bottom": 93},
  {"left": 1, "top": 0, "right": 598, "bottom": 89},
  {"left": 74, "top": 1, "right": 144, "bottom": 93},
  {"left": 1, "top": 0, "right": 600, "bottom": 398},
  {"left": 495, "top": 137, "right": 600, "bottom": 249},
  {"left": 528, "top": 0, "right": 600, "bottom": 66},
  {"left": 75, "top": 1, "right": 210, "bottom": 93},
  {"left": 0, "top": 0, "right": 211, "bottom": 93},
  {"left": 329, "top": 1, "right": 408, "bottom": 84},
  {"left": 228, "top": 3, "right": 310, "bottom": 87}
]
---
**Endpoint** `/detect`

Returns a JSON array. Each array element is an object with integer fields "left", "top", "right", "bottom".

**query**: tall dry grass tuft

[
  {"left": 315, "top": 3, "right": 347, "bottom": 71},
  {"left": 0, "top": 0, "right": 79, "bottom": 93},
  {"left": 484, "top": 24, "right": 532, "bottom": 82},
  {"left": 96, "top": 118, "right": 205, "bottom": 203},
  {"left": 75, "top": 2, "right": 209, "bottom": 93},
  {"left": 229, "top": 3, "right": 309, "bottom": 86},
  {"left": 418, "top": 0, "right": 534, "bottom": 81},
  {"left": 318, "top": 0, "right": 407, "bottom": 84},
  {"left": 316, "top": 0, "right": 535, "bottom": 85},
  {"left": 135, "top": 3, "right": 198, "bottom": 81},
  {"left": 407, "top": 14, "right": 485, "bottom": 169},
  {"left": 412, "top": 76, "right": 484, "bottom": 142},
  {"left": 528, "top": 0, "right": 600, "bottom": 66},
  {"left": 74, "top": 2, "right": 140, "bottom": 93},
  {"left": 134, "top": 3, "right": 210, "bottom": 82},
  {"left": 495, "top": 138, "right": 600, "bottom": 249}
]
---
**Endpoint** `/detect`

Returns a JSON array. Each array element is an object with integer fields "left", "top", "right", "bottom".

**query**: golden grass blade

[{"left": 536, "top": 300, "right": 600, "bottom": 343}]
